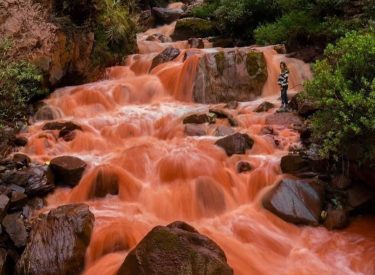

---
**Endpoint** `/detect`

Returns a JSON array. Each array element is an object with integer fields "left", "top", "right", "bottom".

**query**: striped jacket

[{"left": 278, "top": 70, "right": 289, "bottom": 87}]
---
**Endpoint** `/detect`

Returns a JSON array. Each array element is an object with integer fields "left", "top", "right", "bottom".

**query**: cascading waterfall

[{"left": 20, "top": 4, "right": 375, "bottom": 275}]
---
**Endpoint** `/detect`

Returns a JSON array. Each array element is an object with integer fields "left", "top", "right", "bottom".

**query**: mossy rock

[
  {"left": 193, "top": 48, "right": 268, "bottom": 103},
  {"left": 171, "top": 17, "right": 217, "bottom": 41},
  {"left": 246, "top": 51, "right": 267, "bottom": 81},
  {"left": 215, "top": 51, "right": 225, "bottom": 75},
  {"left": 117, "top": 221, "right": 233, "bottom": 275}
]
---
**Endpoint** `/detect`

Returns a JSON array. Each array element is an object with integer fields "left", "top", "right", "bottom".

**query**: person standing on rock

[{"left": 278, "top": 61, "right": 289, "bottom": 111}]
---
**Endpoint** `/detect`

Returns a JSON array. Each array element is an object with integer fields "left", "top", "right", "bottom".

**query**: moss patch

[
  {"left": 215, "top": 51, "right": 225, "bottom": 75},
  {"left": 172, "top": 17, "right": 217, "bottom": 40},
  {"left": 246, "top": 51, "right": 267, "bottom": 82}
]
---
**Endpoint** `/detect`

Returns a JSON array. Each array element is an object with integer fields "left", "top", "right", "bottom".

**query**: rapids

[{"left": 20, "top": 6, "right": 375, "bottom": 275}]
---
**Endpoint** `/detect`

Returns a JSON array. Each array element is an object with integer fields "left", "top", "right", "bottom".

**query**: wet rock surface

[
  {"left": 2, "top": 212, "right": 27, "bottom": 248},
  {"left": 150, "top": 47, "right": 181, "bottom": 70},
  {"left": 185, "top": 124, "right": 207, "bottom": 136},
  {"left": 254, "top": 101, "right": 275, "bottom": 112},
  {"left": 49, "top": 156, "right": 87, "bottom": 187},
  {"left": 183, "top": 113, "right": 215, "bottom": 124},
  {"left": 16, "top": 204, "right": 94, "bottom": 275},
  {"left": 193, "top": 49, "right": 267, "bottom": 104},
  {"left": 117, "top": 221, "right": 233, "bottom": 275},
  {"left": 215, "top": 133, "right": 254, "bottom": 156},
  {"left": 266, "top": 112, "right": 303, "bottom": 127},
  {"left": 237, "top": 161, "right": 253, "bottom": 173},
  {"left": 263, "top": 179, "right": 325, "bottom": 226},
  {"left": 152, "top": 7, "right": 184, "bottom": 24}
]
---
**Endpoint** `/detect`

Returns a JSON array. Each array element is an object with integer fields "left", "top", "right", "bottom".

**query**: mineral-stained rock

[
  {"left": 265, "top": 112, "right": 303, "bottom": 127},
  {"left": 184, "top": 124, "right": 207, "bottom": 136},
  {"left": 0, "top": 195, "right": 10, "bottom": 221},
  {"left": 49, "top": 156, "right": 87, "bottom": 187},
  {"left": 150, "top": 47, "right": 181, "bottom": 70},
  {"left": 254, "top": 101, "right": 275, "bottom": 112},
  {"left": 214, "top": 125, "right": 235, "bottom": 137},
  {"left": 323, "top": 209, "right": 349, "bottom": 230},
  {"left": 209, "top": 108, "right": 239, "bottom": 127},
  {"left": 2, "top": 212, "right": 27, "bottom": 248},
  {"left": 183, "top": 113, "right": 215, "bottom": 124},
  {"left": 262, "top": 179, "right": 325, "bottom": 226},
  {"left": 188, "top": 38, "right": 205, "bottom": 49},
  {"left": 237, "top": 161, "right": 253, "bottom": 173},
  {"left": 152, "top": 7, "right": 184, "bottom": 23},
  {"left": 0, "top": 248, "right": 12, "bottom": 275},
  {"left": 193, "top": 49, "right": 267, "bottom": 104},
  {"left": 16, "top": 204, "right": 94, "bottom": 275},
  {"left": 280, "top": 155, "right": 310, "bottom": 175},
  {"left": 117, "top": 221, "right": 233, "bottom": 275},
  {"left": 215, "top": 133, "right": 254, "bottom": 156},
  {"left": 0, "top": 165, "right": 54, "bottom": 197}
]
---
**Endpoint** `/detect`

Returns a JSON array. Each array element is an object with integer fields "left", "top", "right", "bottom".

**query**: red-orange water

[{"left": 20, "top": 16, "right": 375, "bottom": 275}]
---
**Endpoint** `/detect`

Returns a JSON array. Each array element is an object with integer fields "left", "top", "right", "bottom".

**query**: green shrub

[
  {"left": 304, "top": 31, "right": 375, "bottom": 161},
  {"left": 255, "top": 11, "right": 319, "bottom": 45},
  {"left": 92, "top": 0, "right": 137, "bottom": 66},
  {"left": 0, "top": 39, "right": 47, "bottom": 122},
  {"left": 214, "top": 0, "right": 278, "bottom": 41}
]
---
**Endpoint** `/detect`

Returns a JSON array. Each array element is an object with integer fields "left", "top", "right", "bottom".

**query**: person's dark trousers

[{"left": 281, "top": 86, "right": 288, "bottom": 106}]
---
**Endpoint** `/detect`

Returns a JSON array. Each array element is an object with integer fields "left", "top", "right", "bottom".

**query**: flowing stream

[{"left": 20, "top": 6, "right": 375, "bottom": 275}]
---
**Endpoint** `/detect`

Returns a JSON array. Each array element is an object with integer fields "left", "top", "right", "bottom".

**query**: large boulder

[
  {"left": 215, "top": 133, "right": 254, "bottom": 156},
  {"left": 16, "top": 204, "right": 94, "bottom": 275},
  {"left": 193, "top": 49, "right": 267, "bottom": 104},
  {"left": 171, "top": 17, "right": 217, "bottom": 41},
  {"left": 150, "top": 47, "right": 181, "bottom": 70},
  {"left": 152, "top": 7, "right": 184, "bottom": 24},
  {"left": 263, "top": 179, "right": 325, "bottom": 226},
  {"left": 117, "top": 221, "right": 233, "bottom": 275},
  {"left": 49, "top": 156, "right": 87, "bottom": 187}
]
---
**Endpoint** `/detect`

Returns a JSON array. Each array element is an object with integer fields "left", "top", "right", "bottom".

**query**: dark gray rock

[
  {"left": 150, "top": 47, "right": 181, "bottom": 71},
  {"left": 262, "top": 179, "right": 325, "bottom": 226},
  {"left": 215, "top": 133, "right": 254, "bottom": 156}
]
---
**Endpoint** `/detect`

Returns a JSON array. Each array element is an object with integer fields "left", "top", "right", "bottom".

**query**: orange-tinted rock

[
  {"left": 49, "top": 156, "right": 87, "bottom": 187},
  {"left": 16, "top": 204, "right": 94, "bottom": 275},
  {"left": 254, "top": 101, "right": 275, "bottom": 112},
  {"left": 323, "top": 209, "right": 349, "bottom": 230},
  {"left": 215, "top": 133, "right": 254, "bottom": 156},
  {"left": 266, "top": 112, "right": 303, "bottom": 127}
]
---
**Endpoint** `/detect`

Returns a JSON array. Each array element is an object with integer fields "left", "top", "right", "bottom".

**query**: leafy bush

[
  {"left": 304, "top": 31, "right": 375, "bottom": 161},
  {"left": 255, "top": 11, "right": 319, "bottom": 45},
  {"left": 92, "top": 0, "right": 137, "bottom": 66},
  {"left": 0, "top": 39, "right": 47, "bottom": 122},
  {"left": 192, "top": 0, "right": 278, "bottom": 42},
  {"left": 217, "top": 0, "right": 279, "bottom": 41}
]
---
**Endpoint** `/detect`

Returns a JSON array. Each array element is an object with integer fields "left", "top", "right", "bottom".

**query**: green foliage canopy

[{"left": 304, "top": 31, "right": 375, "bottom": 161}]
